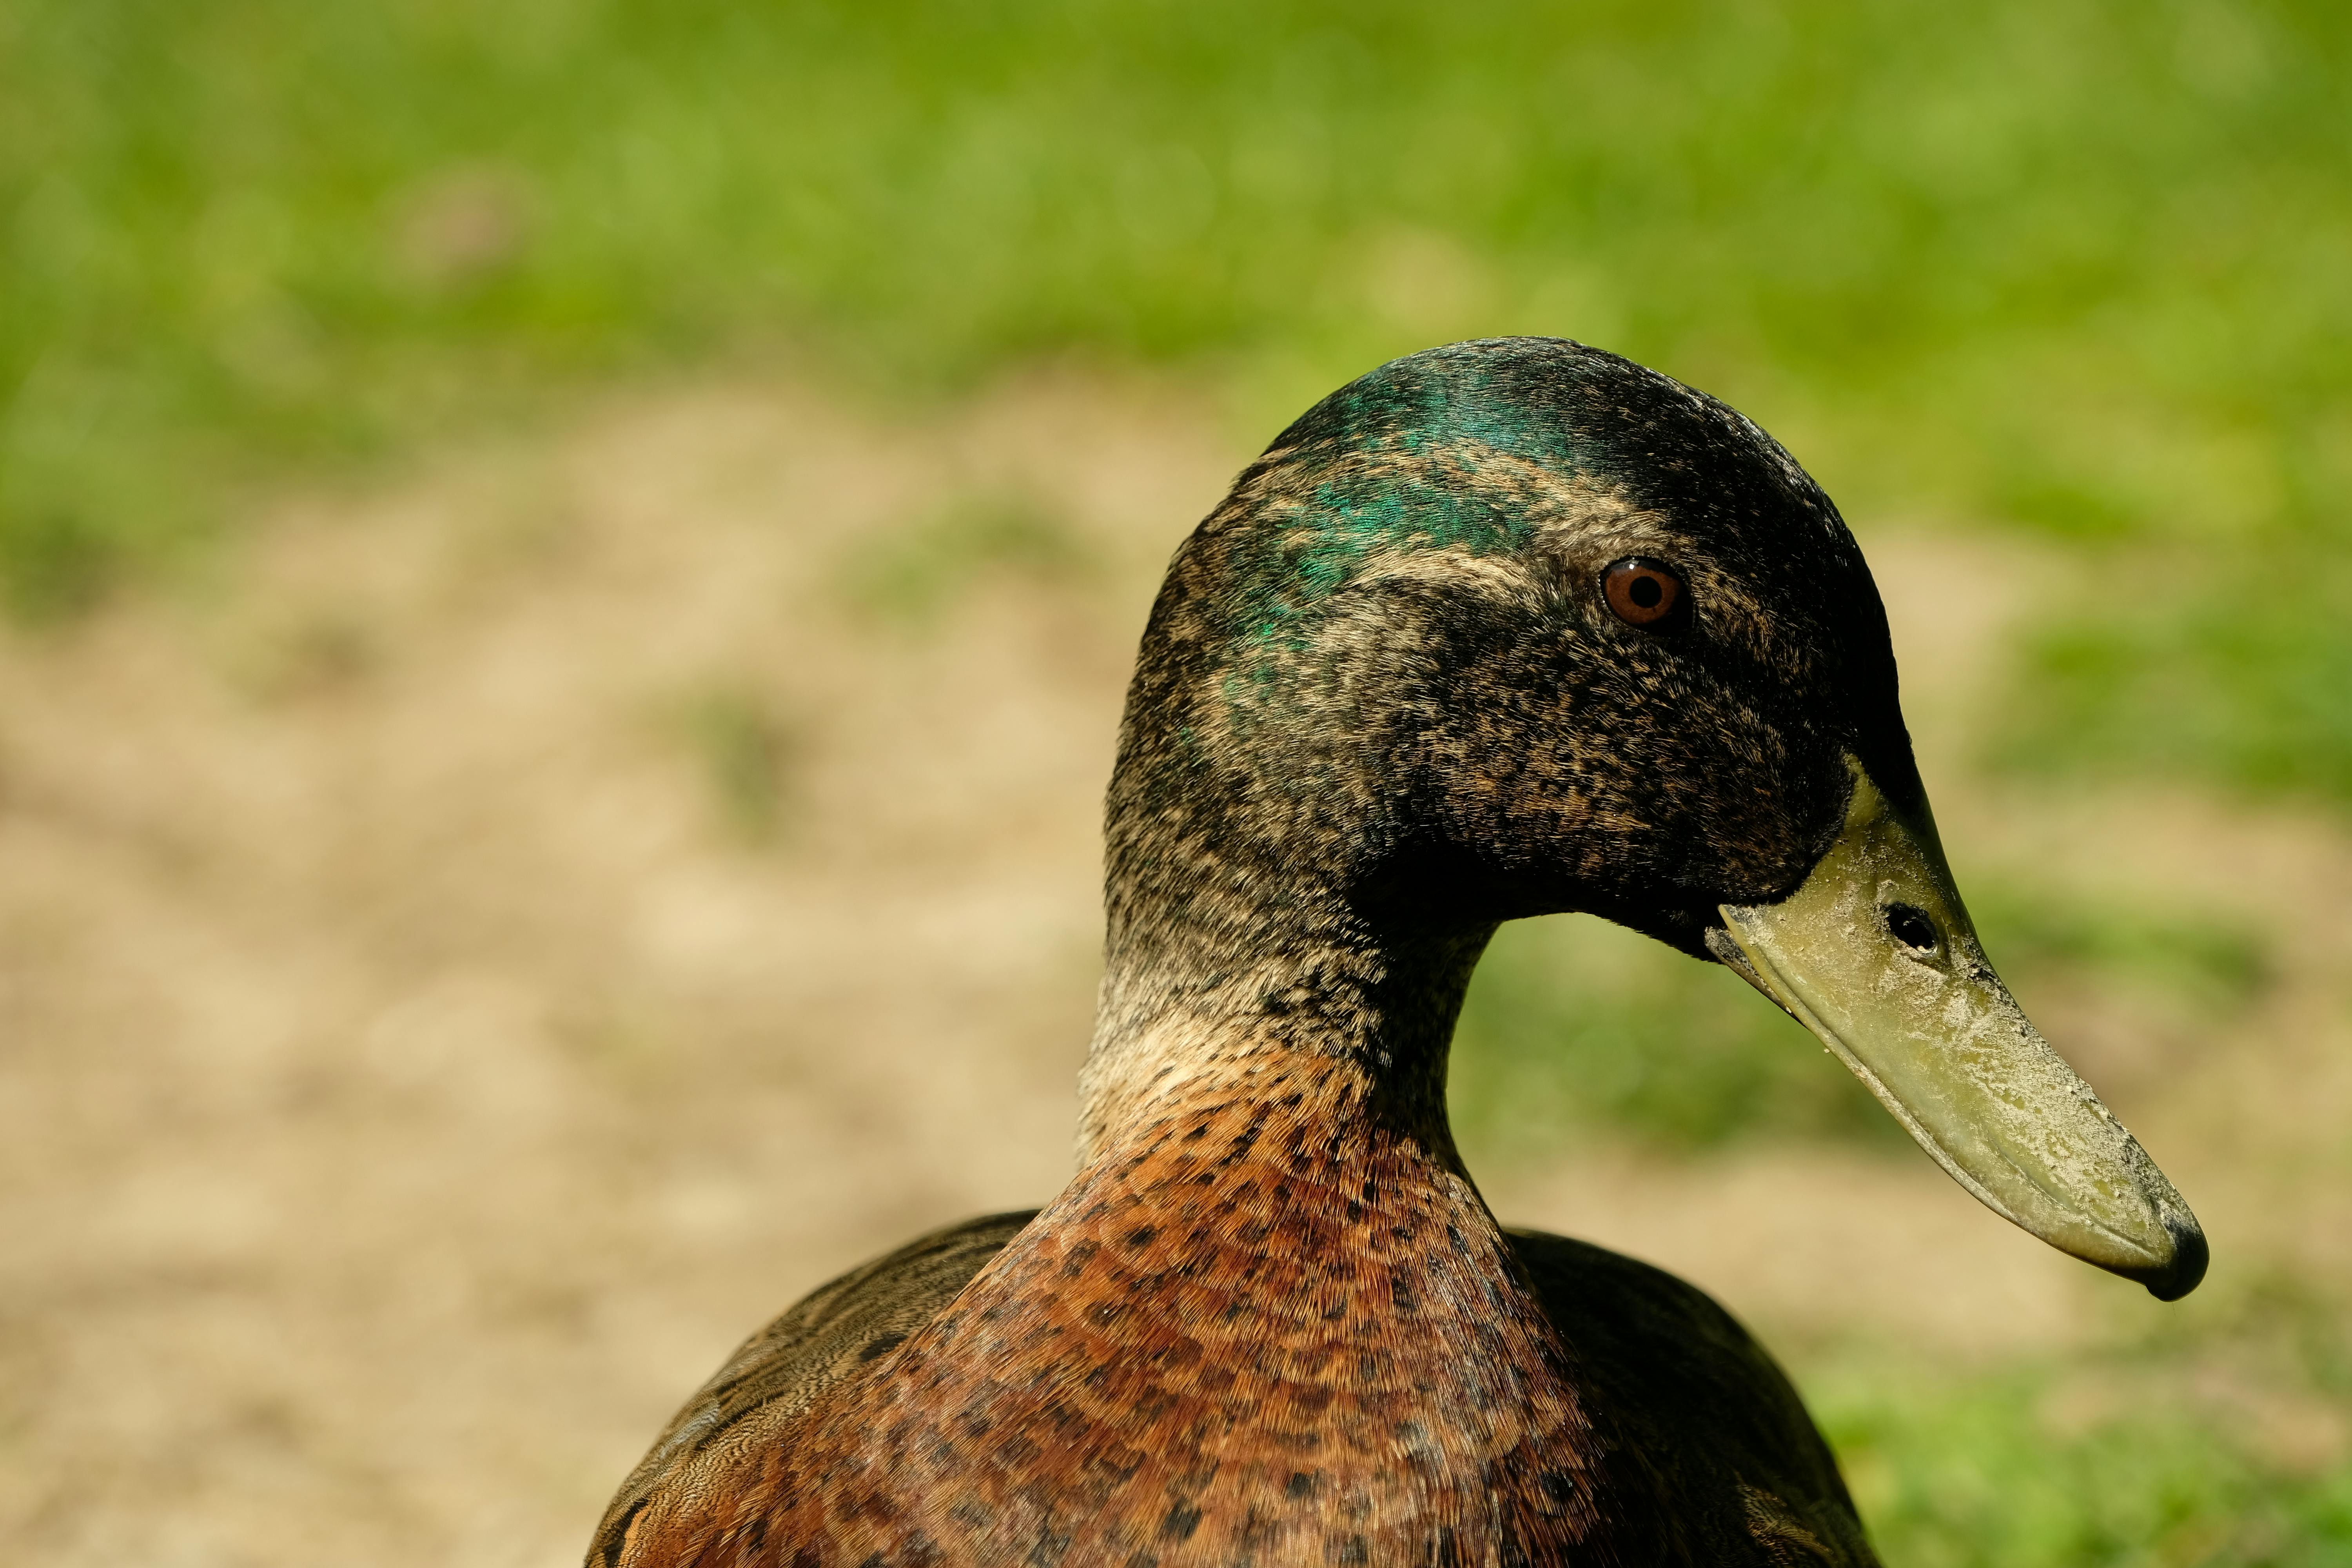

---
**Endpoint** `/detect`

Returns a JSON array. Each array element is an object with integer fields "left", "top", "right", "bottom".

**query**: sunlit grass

[
  {"left": 2004, "top": 560, "right": 2352, "bottom": 808},
  {"left": 1450, "top": 890, "right": 2266, "bottom": 1155},
  {"left": 1446, "top": 887, "right": 2323, "bottom": 1561},
  {"left": 678, "top": 683, "right": 797, "bottom": 845},
  {"left": 1450, "top": 913, "right": 1894, "bottom": 1154},
  {"left": 1818, "top": 1360, "right": 2352, "bottom": 1567},
  {"left": 5, "top": 0, "right": 2351, "bottom": 813},
  {"left": 842, "top": 491, "right": 1093, "bottom": 630},
  {"left": 8, "top": 8, "right": 2345, "bottom": 1559},
  {"left": 1813, "top": 1269, "right": 2352, "bottom": 1566}
]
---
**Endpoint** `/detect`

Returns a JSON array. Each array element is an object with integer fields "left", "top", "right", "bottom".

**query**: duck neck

[{"left": 1076, "top": 870, "right": 1496, "bottom": 1172}]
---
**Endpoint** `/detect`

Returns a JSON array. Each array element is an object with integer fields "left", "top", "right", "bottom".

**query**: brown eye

[{"left": 1601, "top": 557, "right": 1688, "bottom": 630}]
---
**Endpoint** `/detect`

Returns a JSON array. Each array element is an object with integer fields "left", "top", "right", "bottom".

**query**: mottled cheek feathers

[
  {"left": 1403, "top": 529, "right": 1855, "bottom": 942},
  {"left": 1112, "top": 336, "right": 1919, "bottom": 947}
]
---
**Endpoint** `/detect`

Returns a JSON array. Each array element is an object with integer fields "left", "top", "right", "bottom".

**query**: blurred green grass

[
  {"left": 1450, "top": 913, "right": 1894, "bottom": 1154},
  {"left": 1818, "top": 1363, "right": 2352, "bottom": 1567},
  {"left": 1815, "top": 1270, "right": 2352, "bottom": 1566},
  {"left": 1446, "top": 893, "right": 2324, "bottom": 1563},
  {"left": 5, "top": 0, "right": 2351, "bottom": 814},
  {"left": 9, "top": 2, "right": 2349, "bottom": 1555},
  {"left": 1449, "top": 886, "right": 2266, "bottom": 1156},
  {"left": 842, "top": 490, "right": 1093, "bottom": 629}
]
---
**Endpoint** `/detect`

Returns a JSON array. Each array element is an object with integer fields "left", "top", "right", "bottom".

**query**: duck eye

[{"left": 1600, "top": 558, "right": 1688, "bottom": 630}]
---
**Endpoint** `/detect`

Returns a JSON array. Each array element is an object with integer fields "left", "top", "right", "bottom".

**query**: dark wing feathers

[{"left": 1507, "top": 1228, "right": 1878, "bottom": 1566}]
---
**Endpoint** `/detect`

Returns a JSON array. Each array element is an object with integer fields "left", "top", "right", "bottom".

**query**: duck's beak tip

[{"left": 2136, "top": 1215, "right": 2209, "bottom": 1302}]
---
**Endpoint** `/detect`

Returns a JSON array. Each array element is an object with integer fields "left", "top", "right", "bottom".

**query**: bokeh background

[{"left": 5, "top": 2, "right": 2350, "bottom": 1562}]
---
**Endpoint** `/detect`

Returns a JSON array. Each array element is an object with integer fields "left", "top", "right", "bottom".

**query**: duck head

[{"left": 1090, "top": 337, "right": 2204, "bottom": 1301}]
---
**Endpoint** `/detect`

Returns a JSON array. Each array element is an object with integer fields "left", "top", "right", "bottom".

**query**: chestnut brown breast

[{"left": 591, "top": 1085, "right": 1872, "bottom": 1567}]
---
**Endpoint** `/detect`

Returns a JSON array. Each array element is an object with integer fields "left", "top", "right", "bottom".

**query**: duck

[{"left": 586, "top": 338, "right": 2207, "bottom": 1567}]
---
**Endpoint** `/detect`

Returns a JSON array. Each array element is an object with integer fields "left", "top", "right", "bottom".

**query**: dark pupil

[
  {"left": 1628, "top": 575, "right": 1664, "bottom": 609},
  {"left": 1886, "top": 904, "right": 1938, "bottom": 952}
]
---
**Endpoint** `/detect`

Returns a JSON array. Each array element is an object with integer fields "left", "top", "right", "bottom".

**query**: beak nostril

[{"left": 1884, "top": 903, "right": 1939, "bottom": 954}]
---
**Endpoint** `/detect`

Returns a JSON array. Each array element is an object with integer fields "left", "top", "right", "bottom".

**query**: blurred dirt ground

[{"left": 4, "top": 374, "right": 2347, "bottom": 1565}]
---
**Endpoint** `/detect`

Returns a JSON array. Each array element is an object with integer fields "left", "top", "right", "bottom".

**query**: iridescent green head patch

[{"left": 1209, "top": 344, "right": 1613, "bottom": 659}]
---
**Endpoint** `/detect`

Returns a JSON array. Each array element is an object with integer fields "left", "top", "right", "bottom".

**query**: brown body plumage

[
  {"left": 595, "top": 1069, "right": 1869, "bottom": 1564},
  {"left": 589, "top": 338, "right": 2204, "bottom": 1566}
]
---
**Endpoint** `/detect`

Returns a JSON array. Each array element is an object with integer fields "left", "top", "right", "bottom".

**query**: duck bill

[{"left": 1709, "top": 760, "right": 2207, "bottom": 1301}]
